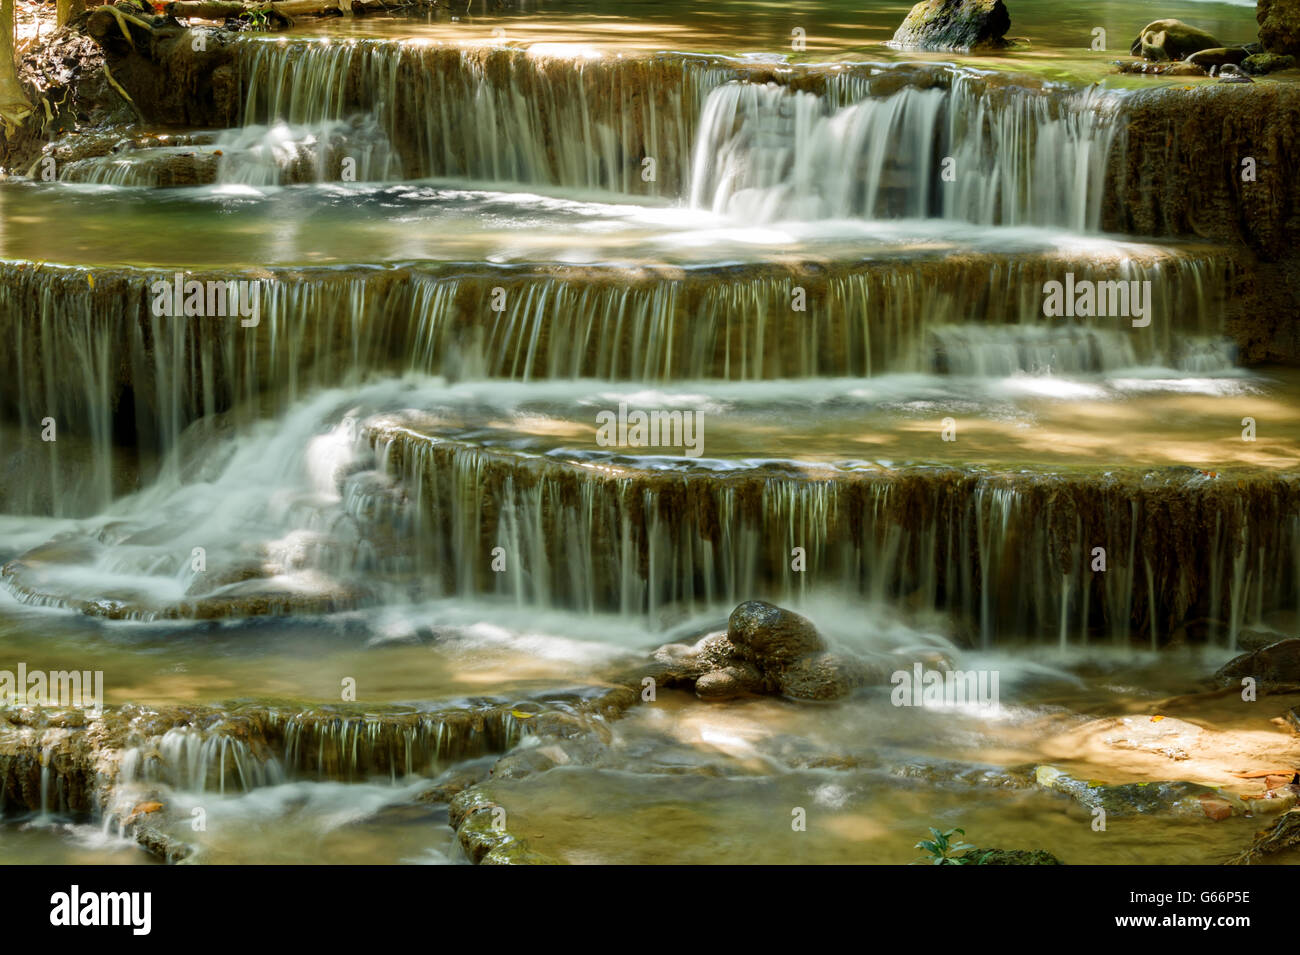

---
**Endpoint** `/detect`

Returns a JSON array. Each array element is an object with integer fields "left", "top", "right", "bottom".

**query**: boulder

[
  {"left": 727, "top": 600, "right": 825, "bottom": 666},
  {"left": 1242, "top": 51, "right": 1298, "bottom": 73},
  {"left": 890, "top": 0, "right": 1011, "bottom": 52},
  {"left": 777, "top": 651, "right": 873, "bottom": 701},
  {"left": 1213, "top": 638, "right": 1300, "bottom": 687},
  {"left": 651, "top": 600, "right": 874, "bottom": 703},
  {"left": 1129, "top": 19, "right": 1221, "bottom": 60},
  {"left": 696, "top": 663, "right": 768, "bottom": 702},
  {"left": 1258, "top": 0, "right": 1300, "bottom": 55},
  {"left": 1186, "top": 47, "right": 1250, "bottom": 68}
]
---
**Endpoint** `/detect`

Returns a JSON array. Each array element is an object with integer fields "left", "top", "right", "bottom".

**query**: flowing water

[{"left": 1, "top": 0, "right": 1296, "bottom": 865}]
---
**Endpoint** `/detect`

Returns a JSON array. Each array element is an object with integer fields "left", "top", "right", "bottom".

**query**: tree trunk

[
  {"left": 0, "top": 0, "right": 33, "bottom": 133},
  {"left": 57, "top": 0, "right": 88, "bottom": 28}
]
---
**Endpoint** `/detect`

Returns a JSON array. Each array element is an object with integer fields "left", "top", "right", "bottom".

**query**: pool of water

[
  {"left": 0, "top": 179, "right": 1219, "bottom": 269},
  {"left": 287, "top": 0, "right": 1261, "bottom": 79}
]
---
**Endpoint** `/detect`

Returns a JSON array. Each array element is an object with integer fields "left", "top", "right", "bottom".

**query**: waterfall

[
  {"left": 688, "top": 73, "right": 1123, "bottom": 228},
  {"left": 372, "top": 424, "right": 1300, "bottom": 639},
  {"left": 0, "top": 248, "right": 1240, "bottom": 515},
  {"left": 236, "top": 37, "right": 731, "bottom": 194},
  {"left": 231, "top": 37, "right": 1124, "bottom": 229}
]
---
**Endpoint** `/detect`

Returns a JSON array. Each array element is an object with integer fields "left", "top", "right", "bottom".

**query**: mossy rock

[{"left": 960, "top": 848, "right": 1064, "bottom": 865}]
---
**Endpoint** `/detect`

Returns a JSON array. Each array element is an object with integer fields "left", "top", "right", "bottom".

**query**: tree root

[
  {"left": 101, "top": 3, "right": 156, "bottom": 47},
  {"left": 101, "top": 62, "right": 142, "bottom": 120}
]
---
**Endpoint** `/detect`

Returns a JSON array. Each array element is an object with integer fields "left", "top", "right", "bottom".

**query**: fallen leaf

[{"left": 1231, "top": 769, "right": 1299, "bottom": 779}]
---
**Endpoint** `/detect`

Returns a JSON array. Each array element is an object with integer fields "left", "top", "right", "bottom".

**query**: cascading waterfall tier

[
  {"left": 371, "top": 423, "right": 1300, "bottom": 647},
  {"left": 690, "top": 71, "right": 1122, "bottom": 229},
  {"left": 233, "top": 39, "right": 1124, "bottom": 228},
  {"left": 0, "top": 246, "right": 1243, "bottom": 516},
  {"left": 0, "top": 695, "right": 630, "bottom": 815},
  {"left": 237, "top": 38, "right": 731, "bottom": 193}
]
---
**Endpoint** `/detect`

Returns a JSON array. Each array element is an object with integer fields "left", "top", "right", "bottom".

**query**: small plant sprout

[{"left": 914, "top": 826, "right": 976, "bottom": 865}]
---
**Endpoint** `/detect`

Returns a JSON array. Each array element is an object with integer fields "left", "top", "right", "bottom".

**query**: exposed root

[{"left": 101, "top": 3, "right": 154, "bottom": 46}]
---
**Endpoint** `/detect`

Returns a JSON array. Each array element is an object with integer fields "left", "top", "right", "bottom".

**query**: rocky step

[
  {"left": 0, "top": 688, "right": 637, "bottom": 815},
  {"left": 5, "top": 371, "right": 1298, "bottom": 637},
  {"left": 362, "top": 409, "right": 1300, "bottom": 644}
]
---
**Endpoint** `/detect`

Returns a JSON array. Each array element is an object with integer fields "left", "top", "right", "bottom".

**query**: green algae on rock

[{"left": 890, "top": 0, "right": 1011, "bottom": 52}]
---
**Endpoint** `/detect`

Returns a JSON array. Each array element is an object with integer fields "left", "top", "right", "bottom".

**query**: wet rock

[
  {"left": 131, "top": 822, "right": 195, "bottom": 864},
  {"left": 1129, "top": 19, "right": 1221, "bottom": 61},
  {"left": 890, "top": 0, "right": 1011, "bottom": 52},
  {"left": 696, "top": 663, "right": 768, "bottom": 702},
  {"left": 1258, "top": 0, "right": 1300, "bottom": 55},
  {"left": 1035, "top": 766, "right": 1246, "bottom": 818},
  {"left": 1213, "top": 638, "right": 1300, "bottom": 688},
  {"left": 0, "top": 424, "right": 140, "bottom": 518},
  {"left": 727, "top": 600, "right": 825, "bottom": 666},
  {"left": 777, "top": 651, "right": 873, "bottom": 702},
  {"left": 1242, "top": 51, "right": 1298, "bottom": 73},
  {"left": 1238, "top": 627, "right": 1288, "bottom": 652},
  {"left": 415, "top": 766, "right": 490, "bottom": 805},
  {"left": 448, "top": 788, "right": 561, "bottom": 865},
  {"left": 1217, "top": 64, "right": 1254, "bottom": 82},
  {"left": 693, "top": 633, "right": 750, "bottom": 672},
  {"left": 651, "top": 601, "right": 876, "bottom": 703},
  {"left": 1186, "top": 47, "right": 1250, "bottom": 69},
  {"left": 1244, "top": 783, "right": 1298, "bottom": 815},
  {"left": 959, "top": 848, "right": 1064, "bottom": 865},
  {"left": 1114, "top": 59, "right": 1207, "bottom": 76}
]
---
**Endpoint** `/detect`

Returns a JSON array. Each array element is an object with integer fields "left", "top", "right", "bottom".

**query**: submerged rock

[
  {"left": 1114, "top": 59, "right": 1207, "bottom": 76},
  {"left": 890, "top": 0, "right": 1011, "bottom": 52},
  {"left": 1258, "top": 0, "right": 1300, "bottom": 55},
  {"left": 448, "top": 788, "right": 561, "bottom": 865},
  {"left": 1129, "top": 19, "right": 1221, "bottom": 61},
  {"left": 1213, "top": 639, "right": 1300, "bottom": 688},
  {"left": 1035, "top": 765, "right": 1246, "bottom": 818}
]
